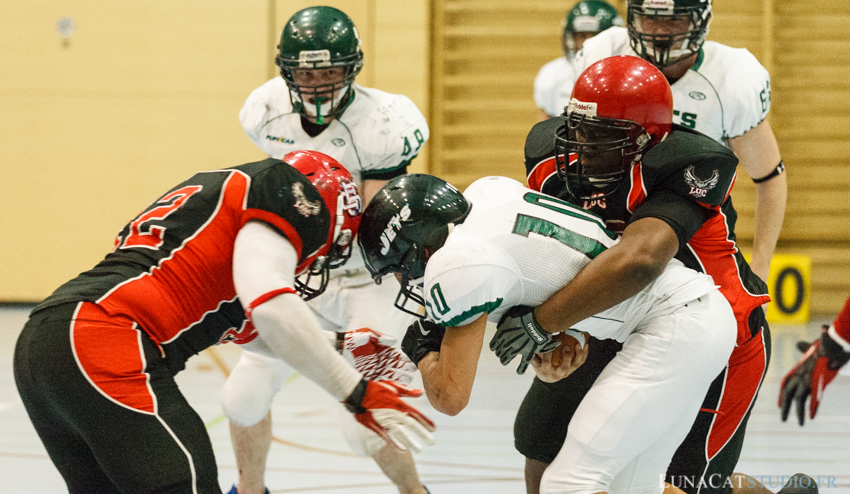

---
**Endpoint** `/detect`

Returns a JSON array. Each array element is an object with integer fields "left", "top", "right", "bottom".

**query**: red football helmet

[
  {"left": 555, "top": 55, "right": 673, "bottom": 200},
  {"left": 284, "top": 150, "right": 362, "bottom": 300}
]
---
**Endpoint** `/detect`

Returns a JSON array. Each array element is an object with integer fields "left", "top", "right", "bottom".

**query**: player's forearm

[
  {"left": 417, "top": 352, "right": 471, "bottom": 416},
  {"left": 536, "top": 217, "right": 676, "bottom": 333},
  {"left": 535, "top": 246, "right": 660, "bottom": 333},
  {"left": 252, "top": 295, "right": 362, "bottom": 401},
  {"left": 750, "top": 172, "right": 787, "bottom": 282}
]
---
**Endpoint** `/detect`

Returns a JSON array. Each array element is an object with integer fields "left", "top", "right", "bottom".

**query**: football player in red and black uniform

[
  {"left": 13, "top": 151, "right": 434, "bottom": 494},
  {"left": 498, "top": 56, "right": 808, "bottom": 493}
]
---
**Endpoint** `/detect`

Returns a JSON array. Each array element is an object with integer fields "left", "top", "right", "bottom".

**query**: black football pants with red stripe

[
  {"left": 514, "top": 307, "right": 771, "bottom": 494},
  {"left": 13, "top": 302, "right": 222, "bottom": 494}
]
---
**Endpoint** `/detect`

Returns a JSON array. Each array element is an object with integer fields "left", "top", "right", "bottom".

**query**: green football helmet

[
  {"left": 276, "top": 6, "right": 364, "bottom": 124},
  {"left": 563, "top": 0, "right": 624, "bottom": 59},
  {"left": 627, "top": 0, "right": 713, "bottom": 68},
  {"left": 358, "top": 174, "right": 471, "bottom": 318}
]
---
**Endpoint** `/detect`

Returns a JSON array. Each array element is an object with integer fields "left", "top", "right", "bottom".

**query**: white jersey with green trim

[
  {"left": 422, "top": 176, "right": 717, "bottom": 342},
  {"left": 239, "top": 79, "right": 429, "bottom": 186},
  {"left": 534, "top": 57, "right": 578, "bottom": 118},
  {"left": 565, "top": 27, "right": 770, "bottom": 142}
]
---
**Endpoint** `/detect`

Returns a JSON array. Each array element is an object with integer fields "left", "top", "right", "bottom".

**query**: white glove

[
  {"left": 344, "top": 379, "right": 436, "bottom": 454},
  {"left": 341, "top": 328, "right": 417, "bottom": 385}
]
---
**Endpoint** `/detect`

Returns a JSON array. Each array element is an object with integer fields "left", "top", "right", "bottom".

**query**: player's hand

[
  {"left": 341, "top": 328, "right": 417, "bottom": 385},
  {"left": 779, "top": 326, "right": 850, "bottom": 425},
  {"left": 531, "top": 332, "right": 588, "bottom": 383},
  {"left": 401, "top": 319, "right": 446, "bottom": 367},
  {"left": 490, "top": 305, "right": 561, "bottom": 375},
  {"left": 344, "top": 379, "right": 436, "bottom": 453}
]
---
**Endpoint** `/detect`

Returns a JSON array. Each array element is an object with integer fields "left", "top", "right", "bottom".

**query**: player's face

[
  {"left": 574, "top": 126, "right": 624, "bottom": 175},
  {"left": 291, "top": 68, "right": 349, "bottom": 123},
  {"left": 631, "top": 13, "right": 691, "bottom": 38}
]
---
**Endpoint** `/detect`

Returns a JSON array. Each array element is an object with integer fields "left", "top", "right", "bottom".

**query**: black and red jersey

[
  {"left": 526, "top": 119, "right": 770, "bottom": 345},
  {"left": 33, "top": 158, "right": 331, "bottom": 372}
]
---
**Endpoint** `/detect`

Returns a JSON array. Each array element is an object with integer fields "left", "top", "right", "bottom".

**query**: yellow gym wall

[
  {"left": 0, "top": 1, "right": 429, "bottom": 302},
  {"left": 2, "top": 1, "right": 849, "bottom": 315}
]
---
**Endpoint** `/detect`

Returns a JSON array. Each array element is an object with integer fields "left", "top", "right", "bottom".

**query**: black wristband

[
  {"left": 751, "top": 160, "right": 785, "bottom": 184},
  {"left": 821, "top": 331, "right": 850, "bottom": 370},
  {"left": 335, "top": 332, "right": 346, "bottom": 354},
  {"left": 343, "top": 378, "right": 368, "bottom": 414}
]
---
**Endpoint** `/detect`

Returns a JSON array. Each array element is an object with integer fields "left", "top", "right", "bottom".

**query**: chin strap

[{"left": 752, "top": 160, "right": 785, "bottom": 184}]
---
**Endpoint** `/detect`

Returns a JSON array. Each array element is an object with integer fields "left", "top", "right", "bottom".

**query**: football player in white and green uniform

[
  {"left": 534, "top": 0, "right": 623, "bottom": 121},
  {"left": 222, "top": 6, "right": 431, "bottom": 494},
  {"left": 531, "top": 0, "right": 786, "bottom": 284},
  {"left": 358, "top": 173, "right": 737, "bottom": 494}
]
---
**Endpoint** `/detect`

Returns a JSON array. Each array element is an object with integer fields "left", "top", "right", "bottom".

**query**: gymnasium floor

[{"left": 1, "top": 305, "right": 848, "bottom": 493}]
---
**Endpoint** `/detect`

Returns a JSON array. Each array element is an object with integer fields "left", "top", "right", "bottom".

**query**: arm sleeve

[
  {"left": 724, "top": 51, "right": 771, "bottom": 139},
  {"left": 424, "top": 243, "right": 519, "bottom": 327},
  {"left": 239, "top": 85, "right": 273, "bottom": 151},
  {"left": 628, "top": 191, "right": 713, "bottom": 249},
  {"left": 831, "top": 293, "right": 850, "bottom": 349},
  {"left": 233, "top": 221, "right": 361, "bottom": 401}
]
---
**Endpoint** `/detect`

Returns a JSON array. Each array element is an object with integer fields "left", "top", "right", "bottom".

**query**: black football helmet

[
  {"left": 627, "top": 0, "right": 712, "bottom": 68},
  {"left": 357, "top": 174, "right": 471, "bottom": 317}
]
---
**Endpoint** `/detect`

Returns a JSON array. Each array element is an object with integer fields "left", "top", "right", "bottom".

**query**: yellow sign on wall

[{"left": 763, "top": 254, "right": 811, "bottom": 324}]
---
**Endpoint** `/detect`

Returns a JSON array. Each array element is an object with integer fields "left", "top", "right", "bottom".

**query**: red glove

[
  {"left": 779, "top": 326, "right": 850, "bottom": 425},
  {"left": 341, "top": 328, "right": 417, "bottom": 385},
  {"left": 344, "top": 379, "right": 436, "bottom": 453}
]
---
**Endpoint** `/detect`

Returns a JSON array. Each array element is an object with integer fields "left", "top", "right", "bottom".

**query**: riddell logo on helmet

[
  {"left": 642, "top": 0, "right": 676, "bottom": 11},
  {"left": 379, "top": 204, "right": 412, "bottom": 255},
  {"left": 568, "top": 99, "right": 598, "bottom": 117},
  {"left": 298, "top": 49, "right": 331, "bottom": 67}
]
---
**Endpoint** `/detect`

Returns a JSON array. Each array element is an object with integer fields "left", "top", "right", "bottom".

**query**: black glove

[
  {"left": 401, "top": 319, "right": 446, "bottom": 367},
  {"left": 779, "top": 326, "right": 850, "bottom": 426},
  {"left": 490, "top": 305, "right": 561, "bottom": 375}
]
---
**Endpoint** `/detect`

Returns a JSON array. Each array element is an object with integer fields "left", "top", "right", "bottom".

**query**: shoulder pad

[
  {"left": 525, "top": 117, "right": 560, "bottom": 172},
  {"left": 424, "top": 236, "right": 517, "bottom": 327},
  {"left": 641, "top": 127, "right": 739, "bottom": 206},
  {"left": 345, "top": 90, "right": 430, "bottom": 177}
]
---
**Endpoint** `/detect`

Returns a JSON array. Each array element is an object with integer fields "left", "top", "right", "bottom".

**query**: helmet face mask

[
  {"left": 276, "top": 7, "right": 364, "bottom": 124},
  {"left": 283, "top": 150, "right": 362, "bottom": 301},
  {"left": 556, "top": 106, "right": 651, "bottom": 200},
  {"left": 555, "top": 56, "right": 673, "bottom": 201},
  {"left": 627, "top": 0, "right": 712, "bottom": 68},
  {"left": 358, "top": 175, "right": 469, "bottom": 319}
]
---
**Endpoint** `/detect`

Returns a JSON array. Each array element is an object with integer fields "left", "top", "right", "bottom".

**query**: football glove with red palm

[
  {"left": 779, "top": 326, "right": 850, "bottom": 425},
  {"left": 340, "top": 328, "right": 417, "bottom": 385},
  {"left": 344, "top": 379, "right": 436, "bottom": 453}
]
